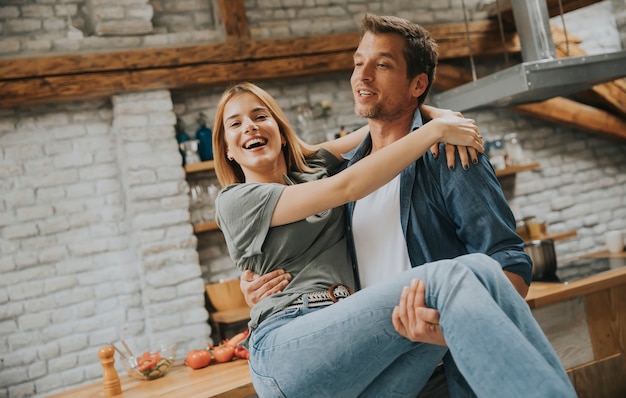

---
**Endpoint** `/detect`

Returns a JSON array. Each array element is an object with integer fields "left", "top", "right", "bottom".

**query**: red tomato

[
  {"left": 137, "top": 352, "right": 159, "bottom": 372},
  {"left": 212, "top": 345, "right": 235, "bottom": 363},
  {"left": 185, "top": 349, "right": 212, "bottom": 370}
]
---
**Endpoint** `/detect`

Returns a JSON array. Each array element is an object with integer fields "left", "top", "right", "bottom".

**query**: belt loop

[{"left": 301, "top": 293, "right": 310, "bottom": 308}]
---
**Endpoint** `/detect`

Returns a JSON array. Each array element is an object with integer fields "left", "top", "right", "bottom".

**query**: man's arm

[
  {"left": 430, "top": 152, "right": 533, "bottom": 294},
  {"left": 240, "top": 269, "right": 292, "bottom": 307}
]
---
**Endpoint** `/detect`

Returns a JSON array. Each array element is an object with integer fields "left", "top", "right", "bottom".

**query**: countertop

[
  {"left": 525, "top": 250, "right": 626, "bottom": 309},
  {"left": 47, "top": 359, "right": 253, "bottom": 398}
]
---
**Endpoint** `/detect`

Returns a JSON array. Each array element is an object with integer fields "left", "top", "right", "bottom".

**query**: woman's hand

[
  {"left": 436, "top": 114, "right": 482, "bottom": 149},
  {"left": 420, "top": 105, "right": 481, "bottom": 170},
  {"left": 240, "top": 269, "right": 292, "bottom": 307},
  {"left": 392, "top": 279, "right": 447, "bottom": 346},
  {"left": 431, "top": 143, "right": 480, "bottom": 171}
]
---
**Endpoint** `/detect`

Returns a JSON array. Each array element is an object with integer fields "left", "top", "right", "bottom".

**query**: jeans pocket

[{"left": 248, "top": 362, "right": 286, "bottom": 398}]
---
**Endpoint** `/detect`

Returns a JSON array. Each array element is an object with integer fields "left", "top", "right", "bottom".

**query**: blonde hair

[{"left": 212, "top": 82, "right": 317, "bottom": 187}]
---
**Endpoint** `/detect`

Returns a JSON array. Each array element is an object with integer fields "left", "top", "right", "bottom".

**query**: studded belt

[{"left": 282, "top": 283, "right": 354, "bottom": 311}]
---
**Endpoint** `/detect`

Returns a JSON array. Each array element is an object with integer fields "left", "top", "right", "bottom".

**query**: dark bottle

[
  {"left": 195, "top": 112, "right": 213, "bottom": 161},
  {"left": 175, "top": 118, "right": 190, "bottom": 166}
]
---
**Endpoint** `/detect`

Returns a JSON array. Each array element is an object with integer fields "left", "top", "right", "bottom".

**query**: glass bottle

[
  {"left": 486, "top": 135, "right": 507, "bottom": 170},
  {"left": 195, "top": 112, "right": 213, "bottom": 161},
  {"left": 175, "top": 118, "right": 190, "bottom": 166}
]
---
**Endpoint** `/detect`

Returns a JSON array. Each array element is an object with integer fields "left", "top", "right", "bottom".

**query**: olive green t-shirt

[{"left": 215, "top": 149, "right": 356, "bottom": 329}]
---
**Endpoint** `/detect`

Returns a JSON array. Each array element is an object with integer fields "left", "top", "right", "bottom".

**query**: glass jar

[
  {"left": 504, "top": 132, "right": 526, "bottom": 166},
  {"left": 486, "top": 135, "right": 507, "bottom": 170}
]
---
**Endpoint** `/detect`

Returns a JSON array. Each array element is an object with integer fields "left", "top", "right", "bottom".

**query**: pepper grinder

[{"left": 98, "top": 346, "right": 122, "bottom": 397}]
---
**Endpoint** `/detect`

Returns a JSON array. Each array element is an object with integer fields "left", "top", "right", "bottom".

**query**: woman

[{"left": 213, "top": 82, "right": 575, "bottom": 397}]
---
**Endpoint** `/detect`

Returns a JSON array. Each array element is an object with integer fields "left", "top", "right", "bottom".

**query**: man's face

[{"left": 351, "top": 32, "right": 423, "bottom": 122}]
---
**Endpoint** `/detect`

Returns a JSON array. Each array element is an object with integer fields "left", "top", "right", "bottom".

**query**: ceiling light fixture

[{"left": 432, "top": 0, "right": 626, "bottom": 112}]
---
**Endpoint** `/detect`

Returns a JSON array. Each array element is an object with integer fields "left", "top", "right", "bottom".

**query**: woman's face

[{"left": 223, "top": 92, "right": 287, "bottom": 181}]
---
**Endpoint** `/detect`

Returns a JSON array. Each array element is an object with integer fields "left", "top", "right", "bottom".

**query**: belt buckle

[{"left": 328, "top": 283, "right": 354, "bottom": 302}]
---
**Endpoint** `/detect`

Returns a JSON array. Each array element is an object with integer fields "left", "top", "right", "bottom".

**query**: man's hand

[
  {"left": 392, "top": 279, "right": 447, "bottom": 346},
  {"left": 240, "top": 269, "right": 292, "bottom": 307},
  {"left": 504, "top": 270, "right": 529, "bottom": 298}
]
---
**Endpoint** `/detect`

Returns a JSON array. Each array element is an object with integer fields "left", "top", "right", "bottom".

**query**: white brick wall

[{"left": 0, "top": 91, "right": 210, "bottom": 397}]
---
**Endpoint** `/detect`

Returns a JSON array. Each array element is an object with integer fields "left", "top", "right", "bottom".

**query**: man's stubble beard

[{"left": 355, "top": 102, "right": 404, "bottom": 123}]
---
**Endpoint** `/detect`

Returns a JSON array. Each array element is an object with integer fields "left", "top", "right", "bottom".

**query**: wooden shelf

[
  {"left": 193, "top": 220, "right": 219, "bottom": 233},
  {"left": 495, "top": 162, "right": 541, "bottom": 177},
  {"left": 185, "top": 160, "right": 215, "bottom": 173},
  {"left": 541, "top": 230, "right": 578, "bottom": 241},
  {"left": 524, "top": 230, "right": 578, "bottom": 243}
]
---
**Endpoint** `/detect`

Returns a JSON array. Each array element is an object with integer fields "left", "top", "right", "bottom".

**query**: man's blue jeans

[{"left": 247, "top": 254, "right": 576, "bottom": 397}]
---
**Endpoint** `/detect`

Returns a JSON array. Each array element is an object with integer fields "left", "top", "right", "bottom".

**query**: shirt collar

[
  {"left": 410, "top": 107, "right": 424, "bottom": 131},
  {"left": 342, "top": 106, "right": 424, "bottom": 164}
]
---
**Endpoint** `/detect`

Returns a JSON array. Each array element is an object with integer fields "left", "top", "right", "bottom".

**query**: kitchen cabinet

[{"left": 526, "top": 250, "right": 626, "bottom": 397}]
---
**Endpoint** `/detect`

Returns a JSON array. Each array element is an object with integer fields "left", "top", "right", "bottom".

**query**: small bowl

[{"left": 121, "top": 344, "right": 176, "bottom": 380}]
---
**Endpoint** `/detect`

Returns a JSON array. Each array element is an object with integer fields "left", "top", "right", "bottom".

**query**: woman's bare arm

[
  {"left": 311, "top": 125, "right": 369, "bottom": 160},
  {"left": 271, "top": 115, "right": 481, "bottom": 226}
]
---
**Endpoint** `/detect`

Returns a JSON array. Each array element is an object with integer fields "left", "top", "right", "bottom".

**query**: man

[{"left": 240, "top": 14, "right": 533, "bottom": 396}]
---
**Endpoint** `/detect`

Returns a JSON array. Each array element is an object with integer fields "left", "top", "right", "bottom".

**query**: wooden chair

[{"left": 205, "top": 279, "right": 251, "bottom": 342}]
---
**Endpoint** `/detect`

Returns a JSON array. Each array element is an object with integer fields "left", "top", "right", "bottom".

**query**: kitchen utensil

[
  {"left": 122, "top": 340, "right": 135, "bottom": 357},
  {"left": 525, "top": 216, "right": 543, "bottom": 240},
  {"left": 524, "top": 239, "right": 557, "bottom": 281},
  {"left": 108, "top": 342, "right": 127, "bottom": 360}
]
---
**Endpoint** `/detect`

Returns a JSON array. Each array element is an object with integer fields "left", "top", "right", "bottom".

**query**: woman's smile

[{"left": 223, "top": 92, "right": 287, "bottom": 182}]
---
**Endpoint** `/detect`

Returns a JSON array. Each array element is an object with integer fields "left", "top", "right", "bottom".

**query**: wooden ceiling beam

[
  {"left": 0, "top": 20, "right": 519, "bottom": 108},
  {"left": 216, "top": 0, "right": 250, "bottom": 41},
  {"left": 0, "top": 33, "right": 360, "bottom": 81},
  {"left": 515, "top": 97, "right": 626, "bottom": 141},
  {"left": 0, "top": 52, "right": 355, "bottom": 108}
]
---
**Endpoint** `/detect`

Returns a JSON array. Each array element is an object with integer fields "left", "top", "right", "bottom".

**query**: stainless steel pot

[{"left": 524, "top": 239, "right": 557, "bottom": 281}]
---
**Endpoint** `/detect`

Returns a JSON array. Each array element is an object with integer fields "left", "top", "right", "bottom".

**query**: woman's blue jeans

[{"left": 247, "top": 254, "right": 577, "bottom": 397}]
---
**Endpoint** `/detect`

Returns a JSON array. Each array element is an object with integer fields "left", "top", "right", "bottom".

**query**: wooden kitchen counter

[
  {"left": 526, "top": 250, "right": 626, "bottom": 308},
  {"left": 47, "top": 359, "right": 254, "bottom": 398},
  {"left": 524, "top": 249, "right": 626, "bottom": 398}
]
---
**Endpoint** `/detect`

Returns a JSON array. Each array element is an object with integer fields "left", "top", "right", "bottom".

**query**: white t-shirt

[{"left": 352, "top": 175, "right": 412, "bottom": 288}]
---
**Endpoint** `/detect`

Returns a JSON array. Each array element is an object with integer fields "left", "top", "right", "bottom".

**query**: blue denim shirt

[{"left": 342, "top": 108, "right": 532, "bottom": 289}]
